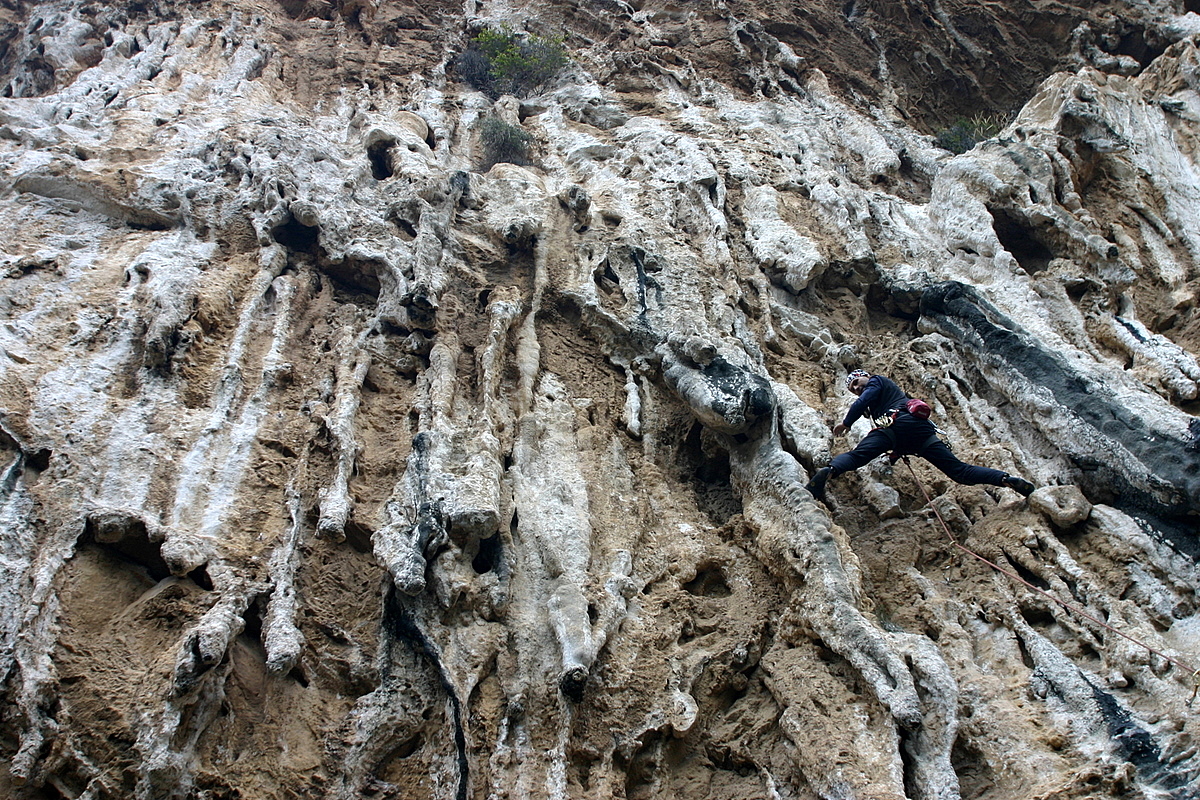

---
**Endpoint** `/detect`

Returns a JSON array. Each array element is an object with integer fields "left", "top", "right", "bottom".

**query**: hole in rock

[
  {"left": 714, "top": 682, "right": 749, "bottom": 712},
  {"left": 683, "top": 564, "right": 731, "bottom": 597},
  {"left": 189, "top": 564, "right": 214, "bottom": 591},
  {"left": 289, "top": 665, "right": 309, "bottom": 687},
  {"left": 680, "top": 422, "right": 740, "bottom": 525},
  {"left": 865, "top": 279, "right": 923, "bottom": 321},
  {"left": 322, "top": 258, "right": 382, "bottom": 305},
  {"left": 1014, "top": 634, "right": 1036, "bottom": 670},
  {"left": 277, "top": 0, "right": 335, "bottom": 19},
  {"left": 392, "top": 216, "right": 417, "bottom": 240},
  {"left": 81, "top": 513, "right": 170, "bottom": 581},
  {"left": 1006, "top": 555, "right": 1051, "bottom": 591},
  {"left": 374, "top": 732, "right": 432, "bottom": 789},
  {"left": 271, "top": 215, "right": 319, "bottom": 254},
  {"left": 899, "top": 726, "right": 918, "bottom": 800},
  {"left": 1111, "top": 27, "right": 1166, "bottom": 70},
  {"left": 813, "top": 639, "right": 840, "bottom": 666},
  {"left": 34, "top": 776, "right": 77, "bottom": 800},
  {"left": 0, "top": 428, "right": 17, "bottom": 457},
  {"left": 951, "top": 735, "right": 997, "bottom": 799},
  {"left": 990, "top": 207, "right": 1055, "bottom": 273},
  {"left": 25, "top": 447, "right": 51, "bottom": 473},
  {"left": 708, "top": 743, "right": 758, "bottom": 776},
  {"left": 594, "top": 260, "right": 620, "bottom": 295},
  {"left": 1077, "top": 639, "right": 1102, "bottom": 664},
  {"left": 344, "top": 519, "right": 374, "bottom": 554},
  {"left": 241, "top": 594, "right": 265, "bottom": 645},
  {"left": 126, "top": 214, "right": 174, "bottom": 232},
  {"left": 1020, "top": 606, "right": 1057, "bottom": 630},
  {"left": 367, "top": 139, "right": 394, "bottom": 180},
  {"left": 472, "top": 533, "right": 501, "bottom": 574},
  {"left": 400, "top": 287, "right": 437, "bottom": 326},
  {"left": 392, "top": 732, "right": 424, "bottom": 760}
]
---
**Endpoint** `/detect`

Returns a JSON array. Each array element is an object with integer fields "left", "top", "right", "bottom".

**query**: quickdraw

[{"left": 872, "top": 412, "right": 897, "bottom": 429}]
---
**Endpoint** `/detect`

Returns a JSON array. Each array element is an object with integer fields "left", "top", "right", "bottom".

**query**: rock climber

[{"left": 805, "top": 369, "right": 1035, "bottom": 502}]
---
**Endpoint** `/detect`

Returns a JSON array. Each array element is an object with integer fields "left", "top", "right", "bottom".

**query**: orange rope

[{"left": 900, "top": 457, "right": 1200, "bottom": 698}]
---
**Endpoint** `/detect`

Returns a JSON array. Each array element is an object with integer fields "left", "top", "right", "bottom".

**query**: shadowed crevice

[{"left": 384, "top": 585, "right": 468, "bottom": 800}]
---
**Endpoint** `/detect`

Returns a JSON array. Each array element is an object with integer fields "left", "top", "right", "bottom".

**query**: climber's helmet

[{"left": 846, "top": 369, "right": 871, "bottom": 395}]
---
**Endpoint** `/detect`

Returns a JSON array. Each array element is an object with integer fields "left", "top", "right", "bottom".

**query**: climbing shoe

[
  {"left": 1003, "top": 475, "right": 1035, "bottom": 497},
  {"left": 806, "top": 467, "right": 832, "bottom": 502}
]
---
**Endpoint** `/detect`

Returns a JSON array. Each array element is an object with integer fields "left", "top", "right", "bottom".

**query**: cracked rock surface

[{"left": 1, "top": 1, "right": 1199, "bottom": 798}]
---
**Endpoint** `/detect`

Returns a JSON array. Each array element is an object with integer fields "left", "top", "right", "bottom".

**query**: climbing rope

[{"left": 899, "top": 457, "right": 1200, "bottom": 702}]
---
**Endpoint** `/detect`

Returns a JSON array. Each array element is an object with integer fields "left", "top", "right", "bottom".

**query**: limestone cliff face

[{"left": 1, "top": 1, "right": 1199, "bottom": 798}]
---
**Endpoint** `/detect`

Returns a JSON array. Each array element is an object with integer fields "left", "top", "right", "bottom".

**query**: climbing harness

[
  {"left": 899, "top": 456, "right": 1200, "bottom": 703},
  {"left": 874, "top": 420, "right": 942, "bottom": 461},
  {"left": 873, "top": 398, "right": 934, "bottom": 431}
]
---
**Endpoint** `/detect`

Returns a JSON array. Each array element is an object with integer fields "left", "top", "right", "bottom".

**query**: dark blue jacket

[{"left": 843, "top": 375, "right": 908, "bottom": 428}]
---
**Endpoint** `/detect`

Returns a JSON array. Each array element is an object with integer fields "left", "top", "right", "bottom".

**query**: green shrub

[
  {"left": 480, "top": 117, "right": 533, "bottom": 169},
  {"left": 935, "top": 113, "right": 1008, "bottom": 155},
  {"left": 456, "top": 26, "right": 568, "bottom": 97}
]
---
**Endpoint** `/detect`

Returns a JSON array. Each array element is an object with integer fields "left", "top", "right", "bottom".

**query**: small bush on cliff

[
  {"left": 456, "top": 27, "right": 568, "bottom": 97},
  {"left": 480, "top": 117, "right": 533, "bottom": 169},
  {"left": 935, "top": 112, "right": 1008, "bottom": 154}
]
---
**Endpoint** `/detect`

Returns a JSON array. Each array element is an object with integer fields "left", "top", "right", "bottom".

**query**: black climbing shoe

[
  {"left": 1003, "top": 475, "right": 1035, "bottom": 497},
  {"left": 806, "top": 467, "right": 832, "bottom": 502}
]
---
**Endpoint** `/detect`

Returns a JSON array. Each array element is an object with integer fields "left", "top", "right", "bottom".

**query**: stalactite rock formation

[{"left": 0, "top": 1, "right": 1199, "bottom": 798}]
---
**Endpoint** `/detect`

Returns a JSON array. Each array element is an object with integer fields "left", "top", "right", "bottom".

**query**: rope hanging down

[{"left": 899, "top": 457, "right": 1200, "bottom": 703}]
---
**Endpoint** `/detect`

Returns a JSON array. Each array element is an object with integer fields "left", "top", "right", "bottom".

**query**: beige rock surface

[{"left": 0, "top": 1, "right": 1198, "bottom": 799}]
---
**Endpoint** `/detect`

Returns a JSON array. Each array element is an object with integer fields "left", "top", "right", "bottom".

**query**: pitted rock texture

[{"left": 0, "top": 1, "right": 1199, "bottom": 799}]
